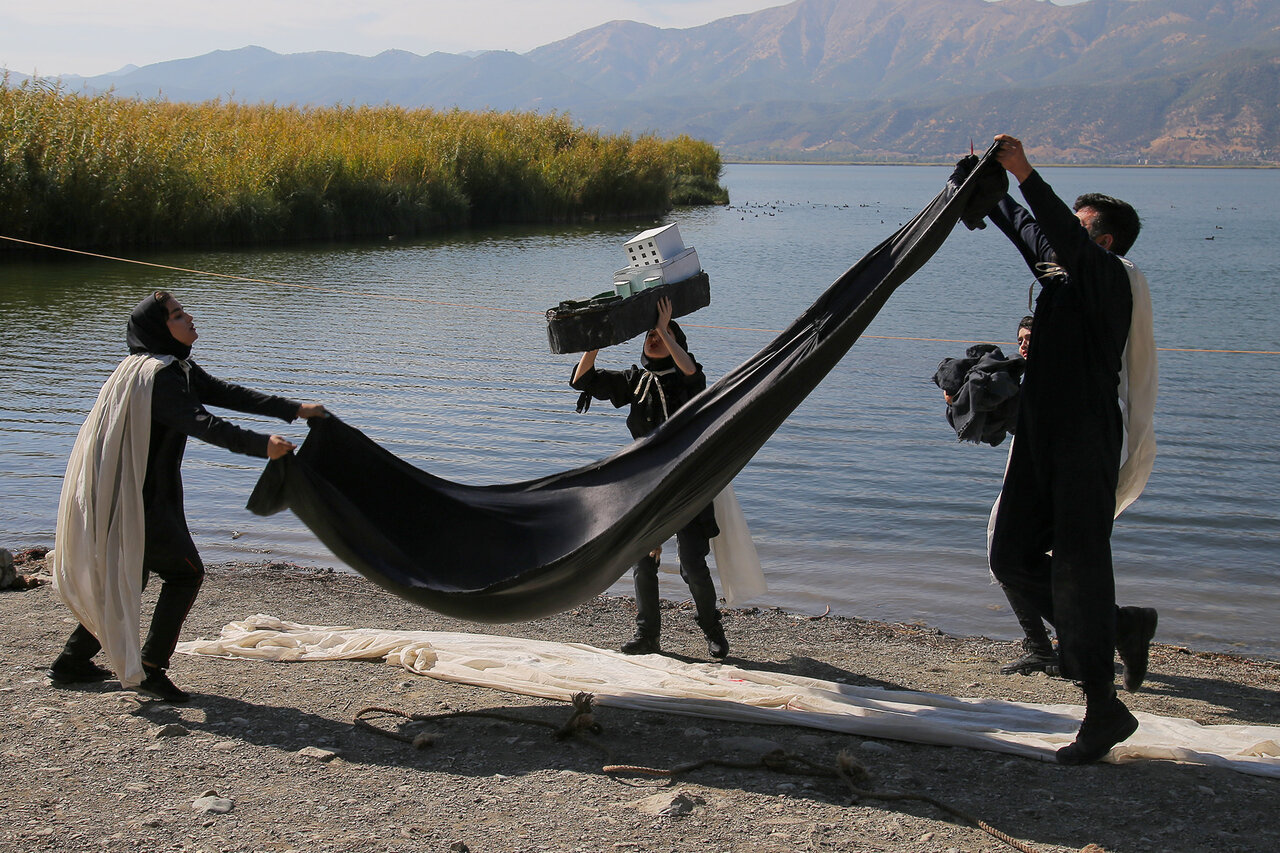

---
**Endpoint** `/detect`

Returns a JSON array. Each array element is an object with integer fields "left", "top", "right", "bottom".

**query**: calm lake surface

[{"left": 2, "top": 164, "right": 1278, "bottom": 659}]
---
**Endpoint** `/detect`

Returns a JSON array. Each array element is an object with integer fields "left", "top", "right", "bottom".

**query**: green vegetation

[{"left": 0, "top": 80, "right": 728, "bottom": 250}]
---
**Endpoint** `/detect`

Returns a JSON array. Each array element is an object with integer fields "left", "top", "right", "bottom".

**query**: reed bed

[{"left": 0, "top": 80, "right": 728, "bottom": 250}]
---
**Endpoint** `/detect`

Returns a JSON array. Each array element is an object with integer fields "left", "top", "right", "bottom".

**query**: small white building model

[{"left": 617, "top": 224, "right": 701, "bottom": 290}]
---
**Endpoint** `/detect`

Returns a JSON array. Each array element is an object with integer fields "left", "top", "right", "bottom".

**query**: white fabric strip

[{"left": 180, "top": 616, "right": 1279, "bottom": 778}]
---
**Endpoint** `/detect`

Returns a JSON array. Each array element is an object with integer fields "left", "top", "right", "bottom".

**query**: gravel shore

[{"left": 2, "top": 554, "right": 1277, "bottom": 853}]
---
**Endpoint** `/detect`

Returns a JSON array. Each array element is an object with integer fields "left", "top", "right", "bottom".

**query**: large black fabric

[{"left": 246, "top": 148, "right": 1008, "bottom": 622}]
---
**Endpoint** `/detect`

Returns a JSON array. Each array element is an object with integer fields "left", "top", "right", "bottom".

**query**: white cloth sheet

[
  {"left": 179, "top": 615, "right": 1280, "bottom": 779},
  {"left": 52, "top": 353, "right": 173, "bottom": 687}
]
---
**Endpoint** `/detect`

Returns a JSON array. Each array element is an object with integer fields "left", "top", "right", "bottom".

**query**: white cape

[
  {"left": 710, "top": 483, "right": 767, "bottom": 606},
  {"left": 180, "top": 616, "right": 1280, "bottom": 779},
  {"left": 52, "top": 353, "right": 172, "bottom": 687}
]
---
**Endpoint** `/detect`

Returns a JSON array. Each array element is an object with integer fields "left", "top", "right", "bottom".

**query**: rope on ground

[
  {"left": 353, "top": 692, "right": 1041, "bottom": 853},
  {"left": 4, "top": 233, "right": 1276, "bottom": 355},
  {"left": 354, "top": 691, "right": 606, "bottom": 751},
  {"left": 607, "top": 748, "right": 1039, "bottom": 853}
]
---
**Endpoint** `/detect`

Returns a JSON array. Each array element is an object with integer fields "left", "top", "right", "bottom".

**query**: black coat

[
  {"left": 144, "top": 359, "right": 300, "bottom": 544},
  {"left": 988, "top": 172, "right": 1132, "bottom": 459},
  {"left": 570, "top": 361, "right": 707, "bottom": 440}
]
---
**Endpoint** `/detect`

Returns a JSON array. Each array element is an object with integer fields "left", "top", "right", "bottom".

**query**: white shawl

[
  {"left": 1114, "top": 259, "right": 1158, "bottom": 514},
  {"left": 711, "top": 483, "right": 767, "bottom": 606},
  {"left": 52, "top": 353, "right": 172, "bottom": 687}
]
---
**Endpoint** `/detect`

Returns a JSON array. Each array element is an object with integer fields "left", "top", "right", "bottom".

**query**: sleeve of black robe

[
  {"left": 152, "top": 362, "right": 299, "bottom": 458},
  {"left": 569, "top": 364, "right": 640, "bottom": 409},
  {"left": 989, "top": 192, "right": 1055, "bottom": 275},
  {"left": 1017, "top": 171, "right": 1133, "bottom": 318}
]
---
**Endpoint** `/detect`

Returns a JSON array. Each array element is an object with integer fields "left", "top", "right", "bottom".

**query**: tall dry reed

[{"left": 0, "top": 80, "right": 726, "bottom": 249}]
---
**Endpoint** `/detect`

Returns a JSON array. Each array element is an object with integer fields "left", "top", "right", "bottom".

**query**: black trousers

[
  {"left": 989, "top": 430, "right": 1120, "bottom": 687},
  {"left": 633, "top": 523, "right": 721, "bottom": 638},
  {"left": 59, "top": 528, "right": 205, "bottom": 672}
]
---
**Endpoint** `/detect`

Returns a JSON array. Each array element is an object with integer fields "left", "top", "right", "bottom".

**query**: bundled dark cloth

[{"left": 933, "top": 344, "right": 1024, "bottom": 446}]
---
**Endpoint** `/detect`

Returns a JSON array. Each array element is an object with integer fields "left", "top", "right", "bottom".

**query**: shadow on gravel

[{"left": 1135, "top": 670, "right": 1280, "bottom": 724}]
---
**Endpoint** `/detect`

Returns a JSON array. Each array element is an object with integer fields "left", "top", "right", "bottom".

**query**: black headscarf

[
  {"left": 127, "top": 292, "right": 191, "bottom": 360},
  {"left": 640, "top": 319, "right": 691, "bottom": 373}
]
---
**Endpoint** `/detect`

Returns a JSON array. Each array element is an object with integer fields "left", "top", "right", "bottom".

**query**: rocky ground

[{"left": 1, "top": 552, "right": 1277, "bottom": 853}]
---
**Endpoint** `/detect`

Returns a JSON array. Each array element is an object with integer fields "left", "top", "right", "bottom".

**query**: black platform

[{"left": 545, "top": 272, "right": 710, "bottom": 354}]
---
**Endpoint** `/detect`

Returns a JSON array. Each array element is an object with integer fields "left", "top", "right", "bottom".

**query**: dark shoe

[
  {"left": 999, "top": 639, "right": 1060, "bottom": 676},
  {"left": 1116, "top": 606, "right": 1158, "bottom": 692},
  {"left": 137, "top": 667, "right": 190, "bottom": 703},
  {"left": 1056, "top": 694, "right": 1138, "bottom": 765},
  {"left": 702, "top": 625, "right": 729, "bottom": 660},
  {"left": 48, "top": 658, "right": 113, "bottom": 684},
  {"left": 621, "top": 634, "right": 660, "bottom": 655}
]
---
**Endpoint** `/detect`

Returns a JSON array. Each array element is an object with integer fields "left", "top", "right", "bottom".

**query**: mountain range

[{"left": 19, "top": 0, "right": 1280, "bottom": 165}]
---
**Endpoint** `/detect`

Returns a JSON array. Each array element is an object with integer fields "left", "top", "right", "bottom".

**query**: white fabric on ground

[
  {"left": 52, "top": 354, "right": 173, "bottom": 688},
  {"left": 179, "top": 615, "right": 1280, "bottom": 779}
]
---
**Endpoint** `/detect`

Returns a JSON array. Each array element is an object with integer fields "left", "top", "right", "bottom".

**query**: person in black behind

[
  {"left": 938, "top": 316, "right": 1060, "bottom": 676},
  {"left": 570, "top": 296, "right": 728, "bottom": 659},
  {"left": 991, "top": 315, "right": 1065, "bottom": 677},
  {"left": 985, "top": 135, "right": 1158, "bottom": 765},
  {"left": 50, "top": 291, "right": 326, "bottom": 701}
]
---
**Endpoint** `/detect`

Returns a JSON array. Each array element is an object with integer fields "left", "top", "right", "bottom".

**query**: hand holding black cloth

[{"left": 951, "top": 154, "right": 1009, "bottom": 231}]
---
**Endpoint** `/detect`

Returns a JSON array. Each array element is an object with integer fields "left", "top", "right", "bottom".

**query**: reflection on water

[{"left": 2, "top": 164, "right": 1278, "bottom": 658}]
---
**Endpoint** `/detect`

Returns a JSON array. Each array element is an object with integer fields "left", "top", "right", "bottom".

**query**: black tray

[{"left": 545, "top": 272, "right": 710, "bottom": 354}]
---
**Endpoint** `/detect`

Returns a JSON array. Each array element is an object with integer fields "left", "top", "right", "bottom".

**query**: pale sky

[{"left": 2, "top": 0, "right": 1089, "bottom": 79}]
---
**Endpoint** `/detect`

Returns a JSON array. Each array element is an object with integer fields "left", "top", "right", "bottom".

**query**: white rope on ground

[{"left": 179, "top": 615, "right": 1280, "bottom": 779}]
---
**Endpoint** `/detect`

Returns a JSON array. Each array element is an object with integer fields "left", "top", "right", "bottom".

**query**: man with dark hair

[
  {"left": 1072, "top": 193, "right": 1142, "bottom": 256},
  {"left": 989, "top": 313, "right": 1064, "bottom": 678},
  {"left": 984, "top": 134, "right": 1159, "bottom": 765},
  {"left": 571, "top": 296, "right": 730, "bottom": 660}
]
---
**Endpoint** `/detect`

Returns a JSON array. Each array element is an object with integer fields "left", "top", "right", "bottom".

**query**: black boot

[
  {"left": 621, "top": 633, "right": 661, "bottom": 655},
  {"left": 137, "top": 664, "right": 190, "bottom": 703},
  {"left": 1000, "top": 637, "right": 1060, "bottom": 676},
  {"left": 1056, "top": 685, "right": 1138, "bottom": 765},
  {"left": 698, "top": 617, "right": 729, "bottom": 660},
  {"left": 49, "top": 655, "right": 113, "bottom": 684},
  {"left": 49, "top": 625, "right": 112, "bottom": 684},
  {"left": 1116, "top": 606, "right": 1158, "bottom": 692}
]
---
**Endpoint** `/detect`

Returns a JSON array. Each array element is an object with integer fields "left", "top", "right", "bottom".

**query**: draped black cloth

[
  {"left": 246, "top": 148, "right": 1007, "bottom": 622},
  {"left": 933, "top": 344, "right": 1024, "bottom": 446}
]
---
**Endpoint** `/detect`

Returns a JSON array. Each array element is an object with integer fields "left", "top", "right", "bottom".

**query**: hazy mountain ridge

[{"left": 14, "top": 0, "right": 1280, "bottom": 164}]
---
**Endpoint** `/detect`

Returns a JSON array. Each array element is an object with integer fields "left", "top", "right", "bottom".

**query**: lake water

[{"left": 2, "top": 164, "right": 1278, "bottom": 659}]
